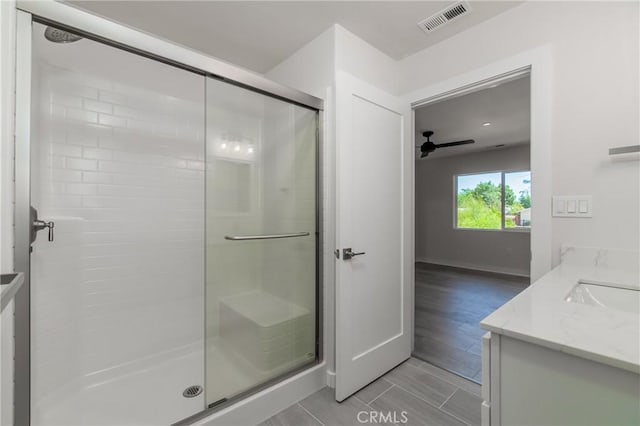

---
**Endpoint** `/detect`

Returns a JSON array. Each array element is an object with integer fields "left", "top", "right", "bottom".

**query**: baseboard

[
  {"left": 194, "top": 363, "right": 326, "bottom": 426},
  {"left": 326, "top": 370, "right": 336, "bottom": 388},
  {"left": 415, "top": 257, "right": 530, "bottom": 278}
]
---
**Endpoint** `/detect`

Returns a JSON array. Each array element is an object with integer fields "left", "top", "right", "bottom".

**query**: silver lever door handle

[
  {"left": 342, "top": 248, "right": 365, "bottom": 260},
  {"left": 33, "top": 220, "right": 54, "bottom": 242}
]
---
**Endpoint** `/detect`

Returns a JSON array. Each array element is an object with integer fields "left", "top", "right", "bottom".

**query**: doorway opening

[{"left": 412, "top": 73, "right": 531, "bottom": 383}]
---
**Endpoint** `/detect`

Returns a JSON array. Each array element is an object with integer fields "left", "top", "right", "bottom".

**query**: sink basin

[{"left": 566, "top": 282, "right": 640, "bottom": 314}]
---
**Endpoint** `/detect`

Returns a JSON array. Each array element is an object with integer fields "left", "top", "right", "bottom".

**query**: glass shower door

[
  {"left": 205, "top": 77, "right": 318, "bottom": 405},
  {"left": 29, "top": 22, "right": 205, "bottom": 425}
]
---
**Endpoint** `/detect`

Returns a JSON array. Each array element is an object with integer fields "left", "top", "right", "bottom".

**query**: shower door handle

[
  {"left": 224, "top": 232, "right": 310, "bottom": 241},
  {"left": 30, "top": 206, "right": 54, "bottom": 243}
]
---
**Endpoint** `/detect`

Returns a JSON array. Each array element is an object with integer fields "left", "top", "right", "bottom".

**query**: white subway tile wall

[{"left": 30, "top": 30, "right": 205, "bottom": 425}]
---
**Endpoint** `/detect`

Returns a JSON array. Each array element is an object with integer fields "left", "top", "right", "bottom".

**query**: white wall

[
  {"left": 415, "top": 145, "right": 531, "bottom": 276},
  {"left": 400, "top": 1, "right": 640, "bottom": 264},
  {"left": 266, "top": 26, "right": 335, "bottom": 100},
  {"left": 334, "top": 25, "right": 399, "bottom": 95},
  {"left": 267, "top": 24, "right": 398, "bottom": 97}
]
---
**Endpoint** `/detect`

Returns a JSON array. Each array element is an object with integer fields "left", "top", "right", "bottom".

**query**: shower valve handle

[
  {"left": 33, "top": 219, "right": 55, "bottom": 242},
  {"left": 31, "top": 207, "right": 54, "bottom": 243}
]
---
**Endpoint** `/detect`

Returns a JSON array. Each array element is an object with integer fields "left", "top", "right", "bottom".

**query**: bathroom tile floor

[{"left": 259, "top": 357, "right": 482, "bottom": 426}]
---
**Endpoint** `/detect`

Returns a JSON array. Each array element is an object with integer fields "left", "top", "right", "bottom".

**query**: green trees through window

[{"left": 456, "top": 171, "right": 531, "bottom": 230}]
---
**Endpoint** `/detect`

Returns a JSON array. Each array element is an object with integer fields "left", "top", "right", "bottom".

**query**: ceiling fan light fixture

[{"left": 417, "top": 130, "right": 475, "bottom": 159}]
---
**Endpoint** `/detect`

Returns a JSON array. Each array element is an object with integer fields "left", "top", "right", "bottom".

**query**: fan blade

[{"left": 434, "top": 139, "right": 475, "bottom": 148}]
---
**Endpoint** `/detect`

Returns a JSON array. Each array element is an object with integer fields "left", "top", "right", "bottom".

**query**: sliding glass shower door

[
  {"left": 205, "top": 77, "right": 318, "bottom": 405},
  {"left": 25, "top": 18, "right": 318, "bottom": 426},
  {"left": 29, "top": 22, "right": 205, "bottom": 425}
]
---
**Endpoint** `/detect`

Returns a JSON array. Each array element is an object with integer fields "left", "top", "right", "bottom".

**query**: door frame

[
  {"left": 403, "top": 46, "right": 553, "bottom": 349},
  {"left": 11, "top": 3, "right": 326, "bottom": 425}
]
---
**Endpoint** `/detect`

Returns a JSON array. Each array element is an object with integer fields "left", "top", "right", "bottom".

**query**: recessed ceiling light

[{"left": 483, "top": 122, "right": 492, "bottom": 127}]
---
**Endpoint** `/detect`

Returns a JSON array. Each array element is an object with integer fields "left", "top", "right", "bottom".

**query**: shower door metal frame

[
  {"left": 14, "top": 10, "right": 33, "bottom": 426},
  {"left": 15, "top": 0, "right": 322, "bottom": 111},
  {"left": 12, "top": 2, "right": 324, "bottom": 425}
]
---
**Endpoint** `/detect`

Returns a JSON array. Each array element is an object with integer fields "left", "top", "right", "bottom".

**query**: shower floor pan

[
  {"left": 32, "top": 348, "right": 203, "bottom": 426},
  {"left": 220, "top": 290, "right": 314, "bottom": 372}
]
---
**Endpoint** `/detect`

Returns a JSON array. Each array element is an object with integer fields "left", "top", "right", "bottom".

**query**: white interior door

[{"left": 335, "top": 71, "right": 412, "bottom": 401}]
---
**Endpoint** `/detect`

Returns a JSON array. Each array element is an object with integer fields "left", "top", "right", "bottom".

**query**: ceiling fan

[{"left": 417, "top": 130, "right": 475, "bottom": 158}]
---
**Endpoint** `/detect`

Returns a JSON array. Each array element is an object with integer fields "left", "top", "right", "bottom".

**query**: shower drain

[{"left": 182, "top": 385, "right": 203, "bottom": 398}]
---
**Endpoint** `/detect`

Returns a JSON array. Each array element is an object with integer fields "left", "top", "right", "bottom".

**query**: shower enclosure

[{"left": 14, "top": 6, "right": 320, "bottom": 425}]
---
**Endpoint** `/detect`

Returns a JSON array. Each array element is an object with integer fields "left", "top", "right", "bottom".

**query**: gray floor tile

[
  {"left": 353, "top": 377, "right": 393, "bottom": 404},
  {"left": 369, "top": 385, "right": 467, "bottom": 426},
  {"left": 299, "top": 387, "right": 388, "bottom": 426},
  {"left": 406, "top": 357, "right": 481, "bottom": 398},
  {"left": 256, "top": 359, "right": 484, "bottom": 426},
  {"left": 258, "top": 404, "right": 322, "bottom": 426},
  {"left": 383, "top": 362, "right": 457, "bottom": 406},
  {"left": 472, "top": 369, "right": 483, "bottom": 384},
  {"left": 441, "top": 389, "right": 483, "bottom": 426},
  {"left": 466, "top": 339, "right": 483, "bottom": 357}
]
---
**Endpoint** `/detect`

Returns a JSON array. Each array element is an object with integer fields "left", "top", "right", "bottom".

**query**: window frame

[{"left": 454, "top": 169, "right": 531, "bottom": 233}]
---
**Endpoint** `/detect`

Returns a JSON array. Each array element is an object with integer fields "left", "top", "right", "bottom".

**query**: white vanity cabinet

[{"left": 481, "top": 332, "right": 640, "bottom": 426}]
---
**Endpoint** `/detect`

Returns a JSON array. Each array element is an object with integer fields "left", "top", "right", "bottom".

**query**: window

[{"left": 456, "top": 171, "right": 531, "bottom": 230}]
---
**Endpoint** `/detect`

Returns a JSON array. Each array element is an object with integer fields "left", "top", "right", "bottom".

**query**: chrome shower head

[{"left": 44, "top": 27, "right": 83, "bottom": 43}]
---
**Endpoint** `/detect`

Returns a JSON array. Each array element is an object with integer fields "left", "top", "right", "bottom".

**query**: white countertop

[{"left": 481, "top": 246, "right": 640, "bottom": 374}]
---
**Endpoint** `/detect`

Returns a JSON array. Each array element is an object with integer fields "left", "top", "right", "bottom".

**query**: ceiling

[
  {"left": 66, "top": 1, "right": 522, "bottom": 73},
  {"left": 415, "top": 76, "right": 530, "bottom": 160}
]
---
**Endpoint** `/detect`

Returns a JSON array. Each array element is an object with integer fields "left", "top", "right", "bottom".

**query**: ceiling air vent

[{"left": 417, "top": 1, "right": 472, "bottom": 34}]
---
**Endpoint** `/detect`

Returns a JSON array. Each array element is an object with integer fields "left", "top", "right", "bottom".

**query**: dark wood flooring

[{"left": 413, "top": 262, "right": 529, "bottom": 383}]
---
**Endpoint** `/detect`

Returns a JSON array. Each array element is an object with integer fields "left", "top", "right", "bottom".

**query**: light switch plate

[{"left": 552, "top": 195, "right": 592, "bottom": 217}]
